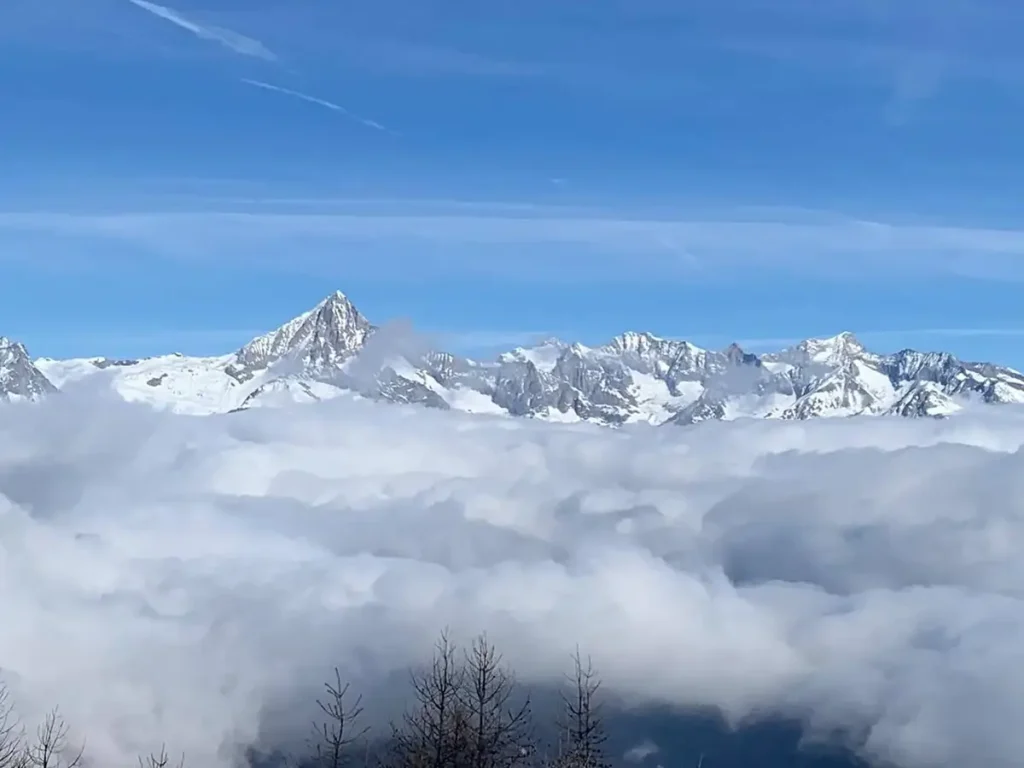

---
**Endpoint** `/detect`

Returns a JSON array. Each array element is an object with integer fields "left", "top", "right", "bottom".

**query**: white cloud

[
  {"left": 240, "top": 79, "right": 393, "bottom": 134},
  {"left": 4, "top": 205, "right": 1024, "bottom": 281},
  {"left": 434, "top": 329, "right": 560, "bottom": 352},
  {"left": 624, "top": 739, "right": 660, "bottom": 762},
  {"left": 125, "top": 0, "right": 277, "bottom": 61},
  {"left": 3, "top": 396, "right": 1024, "bottom": 767}
]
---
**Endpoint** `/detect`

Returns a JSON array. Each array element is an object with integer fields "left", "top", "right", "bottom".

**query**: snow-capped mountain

[
  {"left": 20, "top": 290, "right": 1024, "bottom": 424},
  {"left": 0, "top": 337, "right": 56, "bottom": 402},
  {"left": 227, "top": 290, "right": 374, "bottom": 381}
]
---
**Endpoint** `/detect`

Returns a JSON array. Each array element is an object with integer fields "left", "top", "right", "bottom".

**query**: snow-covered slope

[
  {"left": 32, "top": 292, "right": 375, "bottom": 415},
  {"left": 0, "top": 337, "right": 56, "bottom": 402},
  {"left": 228, "top": 290, "right": 373, "bottom": 381},
  {"left": 21, "top": 290, "right": 1024, "bottom": 424}
]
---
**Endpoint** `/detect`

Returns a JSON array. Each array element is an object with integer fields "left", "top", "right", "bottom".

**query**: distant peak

[
  {"left": 725, "top": 342, "right": 760, "bottom": 367},
  {"left": 542, "top": 335, "right": 564, "bottom": 343},
  {"left": 526, "top": 337, "right": 566, "bottom": 349},
  {"left": 0, "top": 335, "right": 56, "bottom": 399},
  {"left": 617, "top": 330, "right": 660, "bottom": 342},
  {"left": 310, "top": 290, "right": 362, "bottom": 321},
  {"left": 607, "top": 330, "right": 672, "bottom": 352},
  {"left": 832, "top": 330, "right": 862, "bottom": 345},
  {"left": 0, "top": 336, "right": 29, "bottom": 355},
  {"left": 792, "top": 331, "right": 866, "bottom": 364},
  {"left": 231, "top": 289, "right": 373, "bottom": 377},
  {"left": 320, "top": 290, "right": 352, "bottom": 305},
  {"left": 826, "top": 330, "right": 861, "bottom": 343}
]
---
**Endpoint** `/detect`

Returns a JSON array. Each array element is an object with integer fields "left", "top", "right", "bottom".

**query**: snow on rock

[
  {"left": 229, "top": 290, "right": 374, "bottom": 381},
  {"left": 18, "top": 290, "right": 1024, "bottom": 425},
  {"left": 1, "top": 338, "right": 56, "bottom": 401}
]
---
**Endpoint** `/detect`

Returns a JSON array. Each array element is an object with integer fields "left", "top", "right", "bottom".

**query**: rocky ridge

[{"left": 13, "top": 291, "right": 1024, "bottom": 424}]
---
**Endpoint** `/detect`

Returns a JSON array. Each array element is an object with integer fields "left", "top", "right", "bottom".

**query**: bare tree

[
  {"left": 309, "top": 669, "right": 369, "bottom": 768},
  {"left": 458, "top": 635, "right": 534, "bottom": 768},
  {"left": 0, "top": 686, "right": 26, "bottom": 768},
  {"left": 550, "top": 650, "right": 607, "bottom": 768},
  {"left": 139, "top": 745, "right": 185, "bottom": 768},
  {"left": 382, "top": 630, "right": 470, "bottom": 768},
  {"left": 22, "top": 709, "right": 83, "bottom": 768},
  {"left": 382, "top": 631, "right": 537, "bottom": 768}
]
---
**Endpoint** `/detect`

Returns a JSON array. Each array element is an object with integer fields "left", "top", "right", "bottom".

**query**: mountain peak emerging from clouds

[
  {"left": 0, "top": 337, "right": 57, "bottom": 401},
  {"left": 229, "top": 290, "right": 374, "bottom": 381},
  {"left": 15, "top": 291, "right": 1024, "bottom": 423}
]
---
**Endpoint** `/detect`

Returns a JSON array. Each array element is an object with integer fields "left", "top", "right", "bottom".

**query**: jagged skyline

[{"left": 3, "top": 288, "right": 1019, "bottom": 421}]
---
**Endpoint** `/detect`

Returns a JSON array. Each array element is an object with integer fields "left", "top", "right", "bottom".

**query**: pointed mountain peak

[
  {"left": 724, "top": 342, "right": 759, "bottom": 366},
  {"left": 606, "top": 330, "right": 695, "bottom": 356},
  {"left": 830, "top": 330, "right": 863, "bottom": 346},
  {"left": 319, "top": 289, "right": 353, "bottom": 307},
  {"left": 1, "top": 336, "right": 34, "bottom": 364},
  {"left": 0, "top": 336, "right": 57, "bottom": 400},
  {"left": 787, "top": 331, "right": 866, "bottom": 364},
  {"left": 819, "top": 330, "right": 862, "bottom": 347},
  {"left": 499, "top": 337, "right": 571, "bottom": 373},
  {"left": 230, "top": 290, "right": 375, "bottom": 379},
  {"left": 613, "top": 330, "right": 663, "bottom": 347}
]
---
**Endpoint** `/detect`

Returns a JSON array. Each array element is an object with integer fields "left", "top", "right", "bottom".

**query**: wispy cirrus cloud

[
  {"left": 706, "top": 0, "right": 1024, "bottom": 123},
  {"left": 337, "top": 38, "right": 544, "bottom": 79},
  {"left": 4, "top": 203, "right": 1024, "bottom": 281},
  {"left": 240, "top": 79, "right": 393, "bottom": 134},
  {"left": 125, "top": 0, "right": 277, "bottom": 61}
]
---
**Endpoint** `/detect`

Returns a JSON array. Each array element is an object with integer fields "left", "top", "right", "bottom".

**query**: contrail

[
  {"left": 126, "top": 0, "right": 277, "bottom": 61},
  {"left": 241, "top": 78, "right": 395, "bottom": 135}
]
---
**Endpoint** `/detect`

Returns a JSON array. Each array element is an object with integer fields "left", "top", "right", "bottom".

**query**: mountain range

[{"left": 3, "top": 290, "right": 1024, "bottom": 425}]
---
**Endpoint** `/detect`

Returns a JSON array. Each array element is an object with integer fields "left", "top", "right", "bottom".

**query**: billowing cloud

[{"left": 2, "top": 394, "right": 1024, "bottom": 767}]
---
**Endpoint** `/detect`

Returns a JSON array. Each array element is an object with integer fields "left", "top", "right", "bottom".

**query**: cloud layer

[{"left": 3, "top": 394, "right": 1024, "bottom": 767}]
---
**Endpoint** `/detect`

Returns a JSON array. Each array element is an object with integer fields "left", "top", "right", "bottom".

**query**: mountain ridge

[{"left": 9, "top": 290, "right": 1024, "bottom": 424}]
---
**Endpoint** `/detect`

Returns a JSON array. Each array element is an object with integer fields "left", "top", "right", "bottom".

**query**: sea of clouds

[{"left": 2, "top": 392, "right": 1024, "bottom": 768}]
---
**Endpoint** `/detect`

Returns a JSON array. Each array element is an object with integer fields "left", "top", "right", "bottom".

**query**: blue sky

[{"left": 4, "top": 0, "right": 1024, "bottom": 366}]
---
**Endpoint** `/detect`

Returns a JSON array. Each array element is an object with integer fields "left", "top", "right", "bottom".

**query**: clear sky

[{"left": 4, "top": 0, "right": 1024, "bottom": 366}]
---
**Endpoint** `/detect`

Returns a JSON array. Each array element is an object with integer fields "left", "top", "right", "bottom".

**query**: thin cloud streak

[
  {"left": 125, "top": 0, "right": 277, "bottom": 60},
  {"left": 240, "top": 79, "right": 394, "bottom": 134},
  {"left": 4, "top": 208, "right": 1024, "bottom": 281}
]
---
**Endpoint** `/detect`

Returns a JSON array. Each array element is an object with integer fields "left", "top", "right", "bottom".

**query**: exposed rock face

[
  {"left": 227, "top": 291, "right": 374, "bottom": 381},
  {"left": 0, "top": 337, "right": 56, "bottom": 401},
  {"left": 26, "top": 291, "right": 1024, "bottom": 423}
]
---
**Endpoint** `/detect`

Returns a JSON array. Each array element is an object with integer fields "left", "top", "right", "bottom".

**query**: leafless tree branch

[
  {"left": 0, "top": 686, "right": 26, "bottom": 768},
  {"left": 23, "top": 709, "right": 84, "bottom": 768},
  {"left": 309, "top": 668, "right": 370, "bottom": 768},
  {"left": 550, "top": 649, "right": 608, "bottom": 768},
  {"left": 138, "top": 744, "right": 185, "bottom": 768}
]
